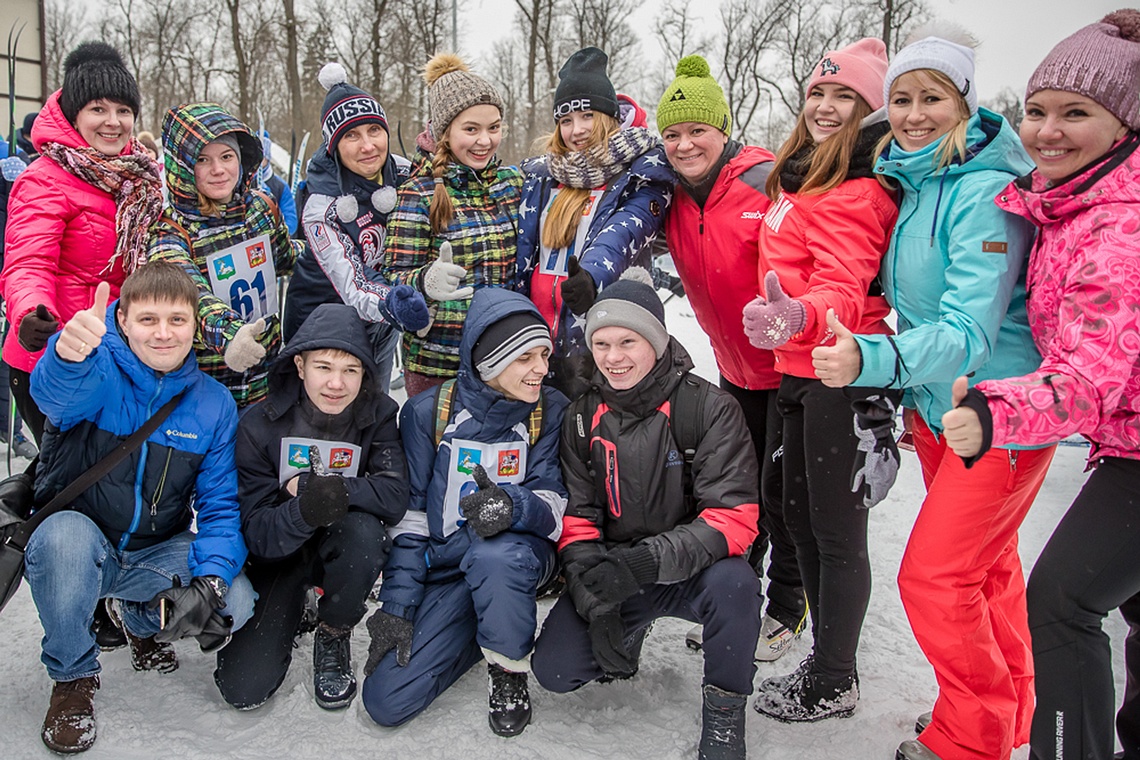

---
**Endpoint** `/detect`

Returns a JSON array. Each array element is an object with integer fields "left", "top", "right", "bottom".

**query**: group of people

[{"left": 1, "top": 8, "right": 1139, "bottom": 760}]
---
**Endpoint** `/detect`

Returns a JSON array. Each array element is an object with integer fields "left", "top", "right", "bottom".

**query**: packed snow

[{"left": 0, "top": 295, "right": 1124, "bottom": 759}]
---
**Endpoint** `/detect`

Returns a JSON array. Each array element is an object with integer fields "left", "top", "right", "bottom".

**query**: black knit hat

[
  {"left": 473, "top": 312, "right": 553, "bottom": 382},
  {"left": 585, "top": 268, "right": 668, "bottom": 358},
  {"left": 553, "top": 47, "right": 620, "bottom": 121},
  {"left": 59, "top": 42, "right": 141, "bottom": 125},
  {"left": 318, "top": 62, "right": 388, "bottom": 156}
]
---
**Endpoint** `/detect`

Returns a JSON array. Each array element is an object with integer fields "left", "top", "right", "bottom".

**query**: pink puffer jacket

[
  {"left": 0, "top": 91, "right": 127, "bottom": 373},
  {"left": 978, "top": 136, "right": 1140, "bottom": 463}
]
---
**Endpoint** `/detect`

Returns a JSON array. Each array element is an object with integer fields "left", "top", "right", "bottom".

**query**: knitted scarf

[
  {"left": 547, "top": 127, "right": 660, "bottom": 189},
  {"left": 40, "top": 138, "right": 165, "bottom": 275}
]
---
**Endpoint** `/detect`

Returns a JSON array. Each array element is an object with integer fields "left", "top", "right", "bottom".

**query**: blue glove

[{"left": 380, "top": 284, "right": 430, "bottom": 331}]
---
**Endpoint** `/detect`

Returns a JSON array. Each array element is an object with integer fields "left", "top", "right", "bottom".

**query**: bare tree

[
  {"left": 566, "top": 0, "right": 641, "bottom": 93},
  {"left": 43, "top": 0, "right": 88, "bottom": 91},
  {"left": 983, "top": 87, "right": 1023, "bottom": 130}
]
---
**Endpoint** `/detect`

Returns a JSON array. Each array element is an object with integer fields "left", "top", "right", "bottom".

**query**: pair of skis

[{"left": 4, "top": 21, "right": 27, "bottom": 476}]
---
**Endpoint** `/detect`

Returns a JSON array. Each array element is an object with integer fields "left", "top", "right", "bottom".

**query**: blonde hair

[
  {"left": 540, "top": 112, "right": 621, "bottom": 250},
  {"left": 196, "top": 192, "right": 224, "bottom": 218},
  {"left": 767, "top": 94, "right": 874, "bottom": 199},
  {"left": 878, "top": 69, "right": 971, "bottom": 173}
]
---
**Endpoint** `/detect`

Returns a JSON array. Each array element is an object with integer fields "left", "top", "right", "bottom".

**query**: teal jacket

[{"left": 855, "top": 108, "right": 1040, "bottom": 437}]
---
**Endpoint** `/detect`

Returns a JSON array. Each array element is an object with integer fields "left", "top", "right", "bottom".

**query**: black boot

[
  {"left": 753, "top": 667, "right": 858, "bottom": 723},
  {"left": 699, "top": 684, "right": 747, "bottom": 760},
  {"left": 91, "top": 598, "right": 127, "bottom": 651},
  {"left": 487, "top": 663, "right": 531, "bottom": 737},
  {"left": 313, "top": 622, "right": 356, "bottom": 710}
]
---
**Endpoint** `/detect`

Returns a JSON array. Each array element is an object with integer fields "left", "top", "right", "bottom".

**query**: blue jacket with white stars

[{"left": 516, "top": 142, "right": 674, "bottom": 384}]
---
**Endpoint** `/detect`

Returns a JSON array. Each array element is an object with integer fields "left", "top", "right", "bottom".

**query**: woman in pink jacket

[
  {"left": 942, "top": 12, "right": 1140, "bottom": 760},
  {"left": 0, "top": 43, "right": 162, "bottom": 442}
]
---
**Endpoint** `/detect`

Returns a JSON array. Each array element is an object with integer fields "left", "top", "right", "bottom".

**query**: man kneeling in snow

[
  {"left": 531, "top": 270, "right": 762, "bottom": 760},
  {"left": 25, "top": 261, "right": 254, "bottom": 754}
]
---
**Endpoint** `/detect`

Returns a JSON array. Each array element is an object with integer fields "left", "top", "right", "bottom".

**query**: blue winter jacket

[
  {"left": 379, "top": 289, "right": 569, "bottom": 620},
  {"left": 855, "top": 108, "right": 1041, "bottom": 436},
  {"left": 31, "top": 301, "right": 246, "bottom": 583},
  {"left": 516, "top": 145, "right": 673, "bottom": 361}
]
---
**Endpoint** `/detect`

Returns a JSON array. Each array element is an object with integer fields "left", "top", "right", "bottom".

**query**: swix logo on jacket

[{"left": 765, "top": 195, "right": 795, "bottom": 233}]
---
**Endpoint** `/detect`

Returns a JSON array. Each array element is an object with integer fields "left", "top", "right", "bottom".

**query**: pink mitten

[{"left": 742, "top": 271, "right": 806, "bottom": 349}]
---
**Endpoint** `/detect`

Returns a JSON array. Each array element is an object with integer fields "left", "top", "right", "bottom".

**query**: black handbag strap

[{"left": 9, "top": 391, "right": 186, "bottom": 548}]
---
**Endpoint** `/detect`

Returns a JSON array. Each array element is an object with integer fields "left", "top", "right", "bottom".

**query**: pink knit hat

[
  {"left": 1026, "top": 10, "right": 1140, "bottom": 130},
  {"left": 806, "top": 38, "right": 889, "bottom": 110}
]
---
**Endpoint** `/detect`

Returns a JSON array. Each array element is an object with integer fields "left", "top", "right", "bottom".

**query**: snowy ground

[{"left": 0, "top": 296, "right": 1124, "bottom": 759}]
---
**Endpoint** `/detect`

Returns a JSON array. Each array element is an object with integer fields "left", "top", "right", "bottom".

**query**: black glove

[
  {"left": 588, "top": 610, "right": 638, "bottom": 679},
  {"left": 850, "top": 394, "right": 901, "bottom": 509},
  {"left": 459, "top": 464, "right": 514, "bottom": 538},
  {"left": 560, "top": 258, "right": 597, "bottom": 315},
  {"left": 365, "top": 609, "right": 414, "bottom": 674},
  {"left": 580, "top": 545, "right": 658, "bottom": 605},
  {"left": 17, "top": 304, "right": 58, "bottom": 352},
  {"left": 149, "top": 575, "right": 227, "bottom": 644},
  {"left": 195, "top": 610, "right": 235, "bottom": 653},
  {"left": 298, "top": 446, "right": 350, "bottom": 528}
]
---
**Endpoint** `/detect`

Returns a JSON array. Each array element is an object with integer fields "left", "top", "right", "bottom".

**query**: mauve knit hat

[
  {"left": 423, "top": 53, "right": 503, "bottom": 139},
  {"left": 59, "top": 42, "right": 141, "bottom": 125},
  {"left": 554, "top": 47, "right": 620, "bottom": 121},
  {"left": 657, "top": 55, "right": 732, "bottom": 136},
  {"left": 806, "top": 38, "right": 889, "bottom": 110},
  {"left": 1026, "top": 9, "right": 1140, "bottom": 130},
  {"left": 318, "top": 62, "right": 389, "bottom": 156},
  {"left": 585, "top": 268, "right": 668, "bottom": 359}
]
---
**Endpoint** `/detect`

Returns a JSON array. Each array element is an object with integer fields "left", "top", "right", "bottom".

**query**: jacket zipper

[{"left": 118, "top": 378, "right": 163, "bottom": 551}]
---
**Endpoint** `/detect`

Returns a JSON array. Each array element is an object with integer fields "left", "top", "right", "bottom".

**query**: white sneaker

[
  {"left": 685, "top": 624, "right": 703, "bottom": 652},
  {"left": 754, "top": 613, "right": 804, "bottom": 662}
]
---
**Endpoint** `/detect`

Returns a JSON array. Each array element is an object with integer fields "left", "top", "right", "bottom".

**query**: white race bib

[
  {"left": 277, "top": 436, "right": 363, "bottom": 485},
  {"left": 441, "top": 438, "right": 528, "bottom": 536},
  {"left": 538, "top": 187, "right": 605, "bottom": 277},
  {"left": 205, "top": 234, "right": 279, "bottom": 321}
]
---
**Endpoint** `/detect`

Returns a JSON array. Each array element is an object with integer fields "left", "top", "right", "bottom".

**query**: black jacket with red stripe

[{"left": 559, "top": 337, "right": 759, "bottom": 617}]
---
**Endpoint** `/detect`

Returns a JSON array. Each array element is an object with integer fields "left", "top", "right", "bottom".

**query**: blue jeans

[{"left": 24, "top": 511, "right": 255, "bottom": 682}]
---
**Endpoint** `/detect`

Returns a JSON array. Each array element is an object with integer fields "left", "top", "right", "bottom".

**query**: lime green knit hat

[{"left": 656, "top": 55, "right": 732, "bottom": 136}]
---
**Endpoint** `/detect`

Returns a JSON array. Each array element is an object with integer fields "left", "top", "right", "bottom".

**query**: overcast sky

[{"left": 459, "top": 0, "right": 1124, "bottom": 103}]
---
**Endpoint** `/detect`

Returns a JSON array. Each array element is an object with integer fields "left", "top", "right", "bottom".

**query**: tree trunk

[
  {"left": 227, "top": 0, "right": 250, "bottom": 125},
  {"left": 282, "top": 0, "right": 304, "bottom": 154}
]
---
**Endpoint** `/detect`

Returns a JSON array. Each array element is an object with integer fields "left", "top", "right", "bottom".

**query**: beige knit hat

[{"left": 424, "top": 53, "right": 504, "bottom": 139}]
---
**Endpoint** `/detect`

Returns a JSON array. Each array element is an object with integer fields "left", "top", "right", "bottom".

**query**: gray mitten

[
  {"left": 421, "top": 242, "right": 473, "bottom": 301},
  {"left": 850, "top": 394, "right": 900, "bottom": 508},
  {"left": 224, "top": 318, "right": 267, "bottom": 372}
]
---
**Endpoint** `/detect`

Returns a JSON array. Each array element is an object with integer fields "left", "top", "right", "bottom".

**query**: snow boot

[
  {"left": 753, "top": 668, "right": 858, "bottom": 723},
  {"left": 312, "top": 621, "right": 356, "bottom": 710},
  {"left": 106, "top": 599, "right": 178, "bottom": 673},
  {"left": 91, "top": 598, "right": 126, "bottom": 651},
  {"left": 41, "top": 675, "right": 99, "bottom": 754},
  {"left": 488, "top": 663, "right": 531, "bottom": 736},
  {"left": 896, "top": 739, "right": 943, "bottom": 759},
  {"left": 699, "top": 684, "right": 747, "bottom": 760},
  {"left": 915, "top": 710, "right": 932, "bottom": 734},
  {"left": 757, "top": 654, "right": 813, "bottom": 696},
  {"left": 755, "top": 611, "right": 806, "bottom": 662}
]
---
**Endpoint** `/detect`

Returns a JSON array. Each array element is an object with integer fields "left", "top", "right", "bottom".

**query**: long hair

[
  {"left": 766, "top": 93, "right": 874, "bottom": 199},
  {"left": 428, "top": 131, "right": 456, "bottom": 235},
  {"left": 877, "top": 69, "right": 971, "bottom": 173},
  {"left": 540, "top": 112, "right": 622, "bottom": 250},
  {"left": 196, "top": 191, "right": 225, "bottom": 217}
]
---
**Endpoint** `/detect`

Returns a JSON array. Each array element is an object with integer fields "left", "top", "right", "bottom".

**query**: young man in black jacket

[{"left": 214, "top": 303, "right": 409, "bottom": 711}]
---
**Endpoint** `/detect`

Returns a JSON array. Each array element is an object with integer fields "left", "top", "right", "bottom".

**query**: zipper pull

[{"left": 150, "top": 501, "right": 158, "bottom": 533}]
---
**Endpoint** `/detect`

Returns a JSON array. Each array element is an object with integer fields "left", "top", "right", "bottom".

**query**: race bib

[
  {"left": 441, "top": 438, "right": 528, "bottom": 536},
  {"left": 278, "top": 436, "right": 362, "bottom": 485},
  {"left": 205, "top": 234, "right": 279, "bottom": 321},
  {"left": 538, "top": 188, "right": 605, "bottom": 277}
]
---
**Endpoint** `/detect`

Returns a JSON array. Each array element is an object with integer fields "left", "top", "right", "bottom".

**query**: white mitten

[
  {"left": 224, "top": 318, "right": 267, "bottom": 372},
  {"left": 421, "top": 242, "right": 474, "bottom": 301}
]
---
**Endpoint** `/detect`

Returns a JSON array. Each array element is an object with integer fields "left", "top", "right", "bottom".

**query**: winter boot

[
  {"left": 896, "top": 739, "right": 943, "bottom": 759},
  {"left": 753, "top": 668, "right": 858, "bottom": 723},
  {"left": 915, "top": 710, "right": 932, "bottom": 734},
  {"left": 312, "top": 621, "right": 356, "bottom": 710},
  {"left": 757, "top": 654, "right": 813, "bottom": 696},
  {"left": 699, "top": 684, "right": 748, "bottom": 760},
  {"left": 755, "top": 611, "right": 806, "bottom": 663},
  {"left": 106, "top": 599, "right": 178, "bottom": 673},
  {"left": 41, "top": 675, "right": 99, "bottom": 754},
  {"left": 90, "top": 597, "right": 126, "bottom": 651},
  {"left": 488, "top": 663, "right": 531, "bottom": 737}
]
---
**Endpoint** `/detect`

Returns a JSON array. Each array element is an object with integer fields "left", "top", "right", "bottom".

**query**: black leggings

[
  {"left": 1027, "top": 457, "right": 1140, "bottom": 760},
  {"left": 9, "top": 366, "right": 45, "bottom": 445},
  {"left": 719, "top": 378, "right": 805, "bottom": 627},
  {"left": 777, "top": 374, "right": 900, "bottom": 681}
]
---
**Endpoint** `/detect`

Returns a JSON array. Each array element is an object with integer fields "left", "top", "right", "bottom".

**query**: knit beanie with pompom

[
  {"left": 423, "top": 53, "right": 504, "bottom": 140},
  {"left": 59, "top": 42, "right": 141, "bottom": 125},
  {"left": 318, "top": 62, "right": 388, "bottom": 156},
  {"left": 656, "top": 55, "right": 732, "bottom": 137}
]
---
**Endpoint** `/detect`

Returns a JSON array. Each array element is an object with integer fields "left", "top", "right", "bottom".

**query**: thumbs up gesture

[
  {"left": 421, "top": 241, "right": 474, "bottom": 302},
  {"left": 741, "top": 271, "right": 807, "bottom": 350},
  {"left": 941, "top": 376, "right": 984, "bottom": 458},
  {"left": 811, "top": 308, "right": 862, "bottom": 388},
  {"left": 223, "top": 317, "right": 268, "bottom": 373},
  {"left": 55, "top": 282, "right": 110, "bottom": 363},
  {"left": 459, "top": 464, "right": 515, "bottom": 538}
]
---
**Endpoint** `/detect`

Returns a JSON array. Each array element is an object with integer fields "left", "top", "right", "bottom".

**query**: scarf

[
  {"left": 40, "top": 138, "right": 165, "bottom": 275},
  {"left": 779, "top": 119, "right": 891, "bottom": 194},
  {"left": 547, "top": 127, "right": 660, "bottom": 189}
]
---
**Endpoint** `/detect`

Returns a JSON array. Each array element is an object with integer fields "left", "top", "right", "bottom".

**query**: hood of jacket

[
  {"left": 456, "top": 288, "right": 550, "bottom": 428},
  {"left": 265, "top": 302, "right": 381, "bottom": 421},
  {"left": 161, "top": 103, "right": 263, "bottom": 221},
  {"left": 876, "top": 108, "right": 1033, "bottom": 189},
  {"left": 32, "top": 90, "right": 100, "bottom": 154},
  {"left": 595, "top": 336, "right": 695, "bottom": 417}
]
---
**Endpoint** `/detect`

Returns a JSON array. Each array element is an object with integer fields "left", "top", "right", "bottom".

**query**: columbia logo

[{"left": 165, "top": 428, "right": 198, "bottom": 440}]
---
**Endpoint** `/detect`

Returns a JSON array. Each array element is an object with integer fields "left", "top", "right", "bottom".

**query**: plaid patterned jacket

[
  {"left": 149, "top": 103, "right": 300, "bottom": 408},
  {"left": 379, "top": 151, "right": 522, "bottom": 377}
]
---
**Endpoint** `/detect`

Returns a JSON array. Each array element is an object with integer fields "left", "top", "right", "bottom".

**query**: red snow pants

[{"left": 900, "top": 413, "right": 1056, "bottom": 760}]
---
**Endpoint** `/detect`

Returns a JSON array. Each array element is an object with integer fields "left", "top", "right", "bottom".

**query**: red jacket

[
  {"left": 1, "top": 91, "right": 127, "bottom": 372},
  {"left": 665, "top": 145, "right": 781, "bottom": 390},
  {"left": 757, "top": 177, "right": 897, "bottom": 378}
]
